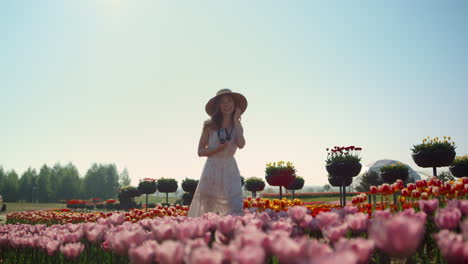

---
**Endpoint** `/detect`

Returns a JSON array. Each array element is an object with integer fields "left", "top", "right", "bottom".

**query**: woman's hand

[{"left": 234, "top": 107, "right": 242, "bottom": 123}]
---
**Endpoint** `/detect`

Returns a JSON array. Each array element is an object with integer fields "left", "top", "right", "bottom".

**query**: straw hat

[{"left": 205, "top": 88, "right": 248, "bottom": 116}]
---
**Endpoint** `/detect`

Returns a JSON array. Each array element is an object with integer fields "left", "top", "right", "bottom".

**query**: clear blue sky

[{"left": 1, "top": 0, "right": 467, "bottom": 186}]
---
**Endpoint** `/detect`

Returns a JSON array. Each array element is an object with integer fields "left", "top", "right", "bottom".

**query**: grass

[
  {"left": 134, "top": 196, "right": 179, "bottom": 205},
  {"left": 0, "top": 203, "right": 65, "bottom": 214}
]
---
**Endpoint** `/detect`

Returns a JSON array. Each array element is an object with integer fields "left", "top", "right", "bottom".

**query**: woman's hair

[{"left": 204, "top": 96, "right": 236, "bottom": 130}]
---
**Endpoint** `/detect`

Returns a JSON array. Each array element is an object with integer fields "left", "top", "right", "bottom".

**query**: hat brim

[{"left": 205, "top": 92, "right": 248, "bottom": 116}]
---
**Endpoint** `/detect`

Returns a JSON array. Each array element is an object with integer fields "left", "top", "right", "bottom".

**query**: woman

[{"left": 188, "top": 88, "right": 247, "bottom": 217}]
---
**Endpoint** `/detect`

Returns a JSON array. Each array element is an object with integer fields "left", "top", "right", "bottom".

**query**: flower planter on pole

[
  {"left": 411, "top": 136, "right": 456, "bottom": 178},
  {"left": 265, "top": 161, "right": 296, "bottom": 200},
  {"left": 448, "top": 156, "right": 468, "bottom": 178},
  {"left": 325, "top": 146, "right": 363, "bottom": 208}
]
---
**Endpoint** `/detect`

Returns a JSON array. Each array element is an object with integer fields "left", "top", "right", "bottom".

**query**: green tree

[
  {"left": 56, "top": 163, "right": 82, "bottom": 200},
  {"left": 103, "top": 164, "right": 119, "bottom": 199},
  {"left": 84, "top": 164, "right": 104, "bottom": 199},
  {"left": 84, "top": 163, "right": 119, "bottom": 200},
  {"left": 37, "top": 165, "right": 52, "bottom": 202},
  {"left": 3, "top": 170, "right": 19, "bottom": 202},
  {"left": 49, "top": 163, "right": 63, "bottom": 202},
  {"left": 119, "top": 168, "right": 131, "bottom": 187},
  {"left": 323, "top": 184, "right": 331, "bottom": 192},
  {"left": 18, "top": 168, "right": 37, "bottom": 202},
  {"left": 0, "top": 167, "right": 6, "bottom": 197},
  {"left": 355, "top": 170, "right": 383, "bottom": 193}
]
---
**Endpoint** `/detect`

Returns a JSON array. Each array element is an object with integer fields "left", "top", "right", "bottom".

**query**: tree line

[{"left": 0, "top": 163, "right": 132, "bottom": 203}]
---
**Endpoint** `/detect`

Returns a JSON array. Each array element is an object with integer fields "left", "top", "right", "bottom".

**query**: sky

[{"left": 1, "top": 0, "right": 467, "bottom": 187}]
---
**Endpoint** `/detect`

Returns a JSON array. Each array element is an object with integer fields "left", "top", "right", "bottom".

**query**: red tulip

[
  {"left": 412, "top": 189, "right": 421, "bottom": 198},
  {"left": 420, "top": 192, "right": 429, "bottom": 200},
  {"left": 370, "top": 186, "right": 378, "bottom": 194},
  {"left": 416, "top": 180, "right": 427, "bottom": 188},
  {"left": 401, "top": 188, "right": 410, "bottom": 197},
  {"left": 381, "top": 184, "right": 391, "bottom": 194},
  {"left": 407, "top": 183, "right": 416, "bottom": 191}
]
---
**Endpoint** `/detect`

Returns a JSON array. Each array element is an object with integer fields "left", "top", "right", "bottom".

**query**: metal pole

[
  {"left": 339, "top": 186, "right": 342, "bottom": 207},
  {"left": 343, "top": 181, "right": 346, "bottom": 207}
]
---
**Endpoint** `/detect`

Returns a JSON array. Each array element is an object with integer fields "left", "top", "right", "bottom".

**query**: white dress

[{"left": 188, "top": 127, "right": 244, "bottom": 217}]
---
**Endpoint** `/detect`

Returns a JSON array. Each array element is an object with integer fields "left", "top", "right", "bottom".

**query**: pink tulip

[
  {"left": 298, "top": 215, "right": 313, "bottom": 229},
  {"left": 435, "top": 207, "right": 462, "bottom": 230},
  {"left": 85, "top": 225, "right": 105, "bottom": 243},
  {"left": 269, "top": 221, "right": 293, "bottom": 233},
  {"left": 216, "top": 215, "right": 237, "bottom": 235},
  {"left": 369, "top": 215, "right": 425, "bottom": 258},
  {"left": 270, "top": 235, "right": 304, "bottom": 262},
  {"left": 262, "top": 230, "right": 291, "bottom": 255},
  {"left": 334, "top": 238, "right": 375, "bottom": 264},
  {"left": 109, "top": 213, "right": 126, "bottom": 226},
  {"left": 344, "top": 206, "right": 359, "bottom": 215},
  {"left": 461, "top": 218, "right": 468, "bottom": 241},
  {"left": 372, "top": 209, "right": 391, "bottom": 220},
  {"left": 434, "top": 230, "right": 468, "bottom": 264},
  {"left": 129, "top": 241, "right": 158, "bottom": 264},
  {"left": 188, "top": 246, "right": 224, "bottom": 264},
  {"left": 63, "top": 230, "right": 83, "bottom": 243},
  {"left": 211, "top": 242, "right": 237, "bottom": 263},
  {"left": 418, "top": 199, "right": 439, "bottom": 215},
  {"left": 322, "top": 223, "right": 348, "bottom": 243},
  {"left": 234, "top": 245, "right": 266, "bottom": 264},
  {"left": 397, "top": 208, "right": 427, "bottom": 224},
  {"left": 46, "top": 240, "right": 61, "bottom": 256},
  {"left": 288, "top": 206, "right": 308, "bottom": 223},
  {"left": 345, "top": 213, "right": 368, "bottom": 233},
  {"left": 315, "top": 212, "right": 340, "bottom": 229},
  {"left": 458, "top": 200, "right": 468, "bottom": 216},
  {"left": 60, "top": 242, "right": 85, "bottom": 259},
  {"left": 102, "top": 240, "right": 111, "bottom": 251},
  {"left": 151, "top": 223, "right": 176, "bottom": 242},
  {"left": 301, "top": 239, "right": 333, "bottom": 259},
  {"left": 233, "top": 228, "right": 267, "bottom": 248},
  {"left": 309, "top": 250, "right": 359, "bottom": 264},
  {"left": 154, "top": 240, "right": 185, "bottom": 264},
  {"left": 176, "top": 222, "right": 197, "bottom": 241},
  {"left": 110, "top": 228, "right": 147, "bottom": 256}
]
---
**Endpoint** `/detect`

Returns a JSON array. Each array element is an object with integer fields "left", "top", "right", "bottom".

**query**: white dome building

[{"left": 351, "top": 159, "right": 431, "bottom": 190}]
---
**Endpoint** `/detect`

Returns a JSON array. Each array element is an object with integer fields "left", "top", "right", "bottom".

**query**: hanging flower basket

[
  {"left": 380, "top": 163, "right": 409, "bottom": 184},
  {"left": 328, "top": 175, "right": 352, "bottom": 187},
  {"left": 412, "top": 150, "right": 456, "bottom": 168},
  {"left": 449, "top": 165, "right": 468, "bottom": 178},
  {"left": 265, "top": 161, "right": 296, "bottom": 187},
  {"left": 449, "top": 156, "right": 468, "bottom": 178},
  {"left": 138, "top": 179, "right": 157, "bottom": 194},
  {"left": 265, "top": 170, "right": 295, "bottom": 187},
  {"left": 411, "top": 136, "right": 456, "bottom": 168},
  {"left": 326, "top": 162, "right": 362, "bottom": 179}
]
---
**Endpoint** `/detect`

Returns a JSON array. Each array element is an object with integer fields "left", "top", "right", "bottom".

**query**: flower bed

[
  {"left": 261, "top": 192, "right": 368, "bottom": 199},
  {"left": 6, "top": 205, "right": 190, "bottom": 225},
  {"left": 1, "top": 201, "right": 468, "bottom": 263}
]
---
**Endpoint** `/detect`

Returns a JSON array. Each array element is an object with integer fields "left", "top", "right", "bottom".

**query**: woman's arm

[
  {"left": 234, "top": 121, "right": 246, "bottom": 149},
  {"left": 197, "top": 126, "right": 227, "bottom": 157}
]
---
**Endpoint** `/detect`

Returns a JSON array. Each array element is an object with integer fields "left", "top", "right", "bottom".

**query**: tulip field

[{"left": 1, "top": 178, "right": 468, "bottom": 263}]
